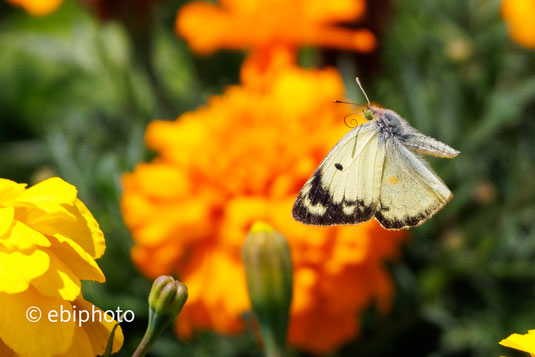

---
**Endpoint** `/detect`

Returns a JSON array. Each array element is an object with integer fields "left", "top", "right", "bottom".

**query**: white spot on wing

[
  {"left": 342, "top": 204, "right": 355, "bottom": 215},
  {"left": 303, "top": 196, "right": 327, "bottom": 215}
]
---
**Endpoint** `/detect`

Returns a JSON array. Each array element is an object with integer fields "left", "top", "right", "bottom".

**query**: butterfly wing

[
  {"left": 292, "top": 121, "right": 385, "bottom": 225},
  {"left": 375, "top": 137, "right": 453, "bottom": 229},
  {"left": 399, "top": 132, "right": 459, "bottom": 158}
]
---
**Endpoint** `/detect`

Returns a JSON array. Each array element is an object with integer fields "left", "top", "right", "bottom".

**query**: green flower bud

[
  {"left": 243, "top": 221, "right": 293, "bottom": 357},
  {"left": 149, "top": 275, "right": 188, "bottom": 317},
  {"left": 133, "top": 276, "right": 188, "bottom": 357}
]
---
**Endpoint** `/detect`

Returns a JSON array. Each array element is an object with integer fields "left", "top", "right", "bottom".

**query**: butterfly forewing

[{"left": 292, "top": 122, "right": 385, "bottom": 225}]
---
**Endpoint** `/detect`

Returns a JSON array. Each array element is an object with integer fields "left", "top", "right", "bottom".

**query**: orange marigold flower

[
  {"left": 0, "top": 177, "right": 123, "bottom": 356},
  {"left": 121, "top": 66, "right": 405, "bottom": 353},
  {"left": 502, "top": 0, "right": 535, "bottom": 49},
  {"left": 6, "top": 0, "right": 63, "bottom": 16},
  {"left": 176, "top": 0, "right": 376, "bottom": 56},
  {"left": 177, "top": 0, "right": 376, "bottom": 86}
]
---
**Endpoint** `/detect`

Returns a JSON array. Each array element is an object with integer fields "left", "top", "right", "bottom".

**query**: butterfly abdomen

[
  {"left": 378, "top": 109, "right": 460, "bottom": 158},
  {"left": 401, "top": 134, "right": 459, "bottom": 158}
]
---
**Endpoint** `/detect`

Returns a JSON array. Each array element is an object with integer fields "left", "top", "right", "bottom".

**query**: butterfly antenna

[
  {"left": 355, "top": 77, "right": 371, "bottom": 106},
  {"left": 333, "top": 100, "right": 363, "bottom": 105}
]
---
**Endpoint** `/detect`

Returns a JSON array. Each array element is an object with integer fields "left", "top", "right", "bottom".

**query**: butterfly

[{"left": 292, "top": 78, "right": 459, "bottom": 230}]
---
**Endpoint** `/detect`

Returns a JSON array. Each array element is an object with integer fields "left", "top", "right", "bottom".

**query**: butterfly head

[
  {"left": 334, "top": 78, "right": 377, "bottom": 126},
  {"left": 363, "top": 106, "right": 373, "bottom": 121}
]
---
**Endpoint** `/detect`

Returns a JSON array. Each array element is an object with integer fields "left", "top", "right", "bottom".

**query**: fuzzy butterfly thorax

[{"left": 292, "top": 103, "right": 459, "bottom": 230}]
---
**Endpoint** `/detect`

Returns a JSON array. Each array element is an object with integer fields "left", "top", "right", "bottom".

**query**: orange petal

[{"left": 7, "top": 0, "right": 63, "bottom": 16}]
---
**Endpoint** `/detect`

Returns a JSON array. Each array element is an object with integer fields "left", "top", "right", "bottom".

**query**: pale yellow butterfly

[{"left": 292, "top": 78, "right": 459, "bottom": 230}]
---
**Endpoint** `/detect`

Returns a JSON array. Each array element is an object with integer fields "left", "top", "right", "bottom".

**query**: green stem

[
  {"left": 131, "top": 329, "right": 155, "bottom": 357},
  {"left": 132, "top": 309, "right": 170, "bottom": 357},
  {"left": 260, "top": 325, "right": 286, "bottom": 357}
]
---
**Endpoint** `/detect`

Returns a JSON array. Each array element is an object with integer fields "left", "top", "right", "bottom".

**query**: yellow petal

[
  {"left": 15, "top": 202, "right": 77, "bottom": 228},
  {"left": 14, "top": 177, "right": 78, "bottom": 223},
  {"left": 0, "top": 338, "right": 16, "bottom": 357},
  {"left": 47, "top": 234, "right": 105, "bottom": 282},
  {"left": 71, "top": 199, "right": 106, "bottom": 258},
  {"left": 0, "top": 287, "right": 74, "bottom": 357},
  {"left": 0, "top": 179, "right": 26, "bottom": 205},
  {"left": 0, "top": 207, "right": 14, "bottom": 237},
  {"left": 0, "top": 248, "right": 49, "bottom": 294},
  {"left": 500, "top": 335, "right": 525, "bottom": 350},
  {"left": 500, "top": 332, "right": 535, "bottom": 354},
  {"left": 29, "top": 199, "right": 106, "bottom": 259},
  {"left": 16, "top": 177, "right": 77, "bottom": 204},
  {"left": 56, "top": 324, "right": 93, "bottom": 357},
  {"left": 0, "top": 220, "right": 50, "bottom": 251},
  {"left": 31, "top": 250, "right": 81, "bottom": 301},
  {"left": 74, "top": 296, "right": 124, "bottom": 355}
]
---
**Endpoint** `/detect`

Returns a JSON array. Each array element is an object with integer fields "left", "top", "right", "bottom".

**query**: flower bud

[
  {"left": 148, "top": 275, "right": 188, "bottom": 317},
  {"left": 243, "top": 221, "right": 293, "bottom": 357},
  {"left": 133, "top": 276, "right": 188, "bottom": 357}
]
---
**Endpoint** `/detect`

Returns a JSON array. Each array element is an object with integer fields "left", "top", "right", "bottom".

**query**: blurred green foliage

[{"left": 1, "top": 0, "right": 535, "bottom": 356}]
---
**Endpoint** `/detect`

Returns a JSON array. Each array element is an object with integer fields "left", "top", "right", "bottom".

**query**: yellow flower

[
  {"left": 500, "top": 329, "right": 535, "bottom": 356},
  {"left": 502, "top": 0, "right": 535, "bottom": 49},
  {"left": 6, "top": 0, "right": 63, "bottom": 16},
  {"left": 0, "top": 177, "right": 123, "bottom": 356},
  {"left": 121, "top": 65, "right": 406, "bottom": 353}
]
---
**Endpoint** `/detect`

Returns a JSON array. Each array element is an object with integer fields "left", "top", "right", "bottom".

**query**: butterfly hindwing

[
  {"left": 375, "top": 138, "right": 453, "bottom": 229},
  {"left": 292, "top": 122, "right": 385, "bottom": 225}
]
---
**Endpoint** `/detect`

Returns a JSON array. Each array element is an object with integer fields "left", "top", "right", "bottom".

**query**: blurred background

[{"left": 1, "top": 0, "right": 535, "bottom": 356}]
